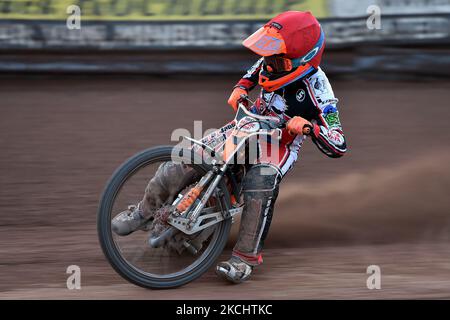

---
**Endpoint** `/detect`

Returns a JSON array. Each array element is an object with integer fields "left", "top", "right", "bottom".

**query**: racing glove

[
  {"left": 228, "top": 86, "right": 248, "bottom": 112},
  {"left": 286, "top": 116, "right": 314, "bottom": 136}
]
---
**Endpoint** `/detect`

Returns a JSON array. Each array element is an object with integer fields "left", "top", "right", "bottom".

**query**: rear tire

[{"left": 97, "top": 146, "right": 232, "bottom": 289}]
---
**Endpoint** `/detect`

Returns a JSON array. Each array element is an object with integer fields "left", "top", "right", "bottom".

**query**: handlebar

[
  {"left": 239, "top": 93, "right": 255, "bottom": 106},
  {"left": 237, "top": 94, "right": 312, "bottom": 136}
]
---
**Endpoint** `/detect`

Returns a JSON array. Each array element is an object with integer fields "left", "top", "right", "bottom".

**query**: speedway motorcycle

[{"left": 97, "top": 94, "right": 310, "bottom": 288}]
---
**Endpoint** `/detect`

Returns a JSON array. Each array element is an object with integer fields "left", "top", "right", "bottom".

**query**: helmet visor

[{"left": 242, "top": 26, "right": 287, "bottom": 57}]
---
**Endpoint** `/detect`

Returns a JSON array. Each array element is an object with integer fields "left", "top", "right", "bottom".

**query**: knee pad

[
  {"left": 242, "top": 164, "right": 281, "bottom": 194},
  {"left": 234, "top": 165, "right": 280, "bottom": 255}
]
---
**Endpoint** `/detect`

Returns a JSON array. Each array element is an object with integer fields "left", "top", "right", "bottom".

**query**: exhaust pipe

[{"left": 148, "top": 227, "right": 177, "bottom": 248}]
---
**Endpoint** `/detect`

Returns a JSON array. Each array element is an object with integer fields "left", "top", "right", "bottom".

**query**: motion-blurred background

[{"left": 1, "top": 0, "right": 450, "bottom": 298}]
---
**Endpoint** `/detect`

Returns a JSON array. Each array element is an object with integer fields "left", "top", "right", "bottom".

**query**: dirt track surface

[{"left": 1, "top": 74, "right": 450, "bottom": 299}]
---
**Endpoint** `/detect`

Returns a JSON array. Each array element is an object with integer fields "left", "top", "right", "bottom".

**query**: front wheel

[{"left": 97, "top": 146, "right": 232, "bottom": 289}]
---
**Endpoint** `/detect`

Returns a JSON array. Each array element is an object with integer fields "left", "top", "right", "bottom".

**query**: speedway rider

[{"left": 112, "top": 11, "right": 347, "bottom": 284}]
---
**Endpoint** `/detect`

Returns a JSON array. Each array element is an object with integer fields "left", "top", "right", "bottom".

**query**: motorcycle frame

[{"left": 168, "top": 105, "right": 283, "bottom": 235}]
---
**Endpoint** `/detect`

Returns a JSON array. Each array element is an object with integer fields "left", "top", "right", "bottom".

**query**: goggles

[
  {"left": 263, "top": 55, "right": 294, "bottom": 73},
  {"left": 262, "top": 29, "right": 325, "bottom": 73}
]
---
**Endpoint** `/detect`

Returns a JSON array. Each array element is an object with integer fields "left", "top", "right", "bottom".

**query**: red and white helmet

[{"left": 243, "top": 11, "right": 325, "bottom": 92}]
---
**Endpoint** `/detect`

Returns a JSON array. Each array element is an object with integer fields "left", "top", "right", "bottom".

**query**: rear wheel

[{"left": 97, "top": 146, "right": 232, "bottom": 289}]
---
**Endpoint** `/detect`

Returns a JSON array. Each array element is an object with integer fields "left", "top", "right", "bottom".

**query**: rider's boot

[
  {"left": 112, "top": 162, "right": 199, "bottom": 236},
  {"left": 216, "top": 256, "right": 253, "bottom": 283},
  {"left": 216, "top": 164, "right": 280, "bottom": 283},
  {"left": 111, "top": 203, "right": 148, "bottom": 236}
]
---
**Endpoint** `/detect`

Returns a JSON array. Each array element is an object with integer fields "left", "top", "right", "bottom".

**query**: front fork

[
  {"left": 186, "top": 163, "right": 228, "bottom": 227},
  {"left": 165, "top": 162, "right": 242, "bottom": 236},
  {"left": 148, "top": 165, "right": 229, "bottom": 248}
]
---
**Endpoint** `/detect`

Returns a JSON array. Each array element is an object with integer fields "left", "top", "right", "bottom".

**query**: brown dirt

[{"left": 1, "top": 74, "right": 450, "bottom": 299}]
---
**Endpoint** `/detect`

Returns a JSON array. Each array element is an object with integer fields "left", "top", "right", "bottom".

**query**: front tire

[{"left": 97, "top": 146, "right": 232, "bottom": 289}]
